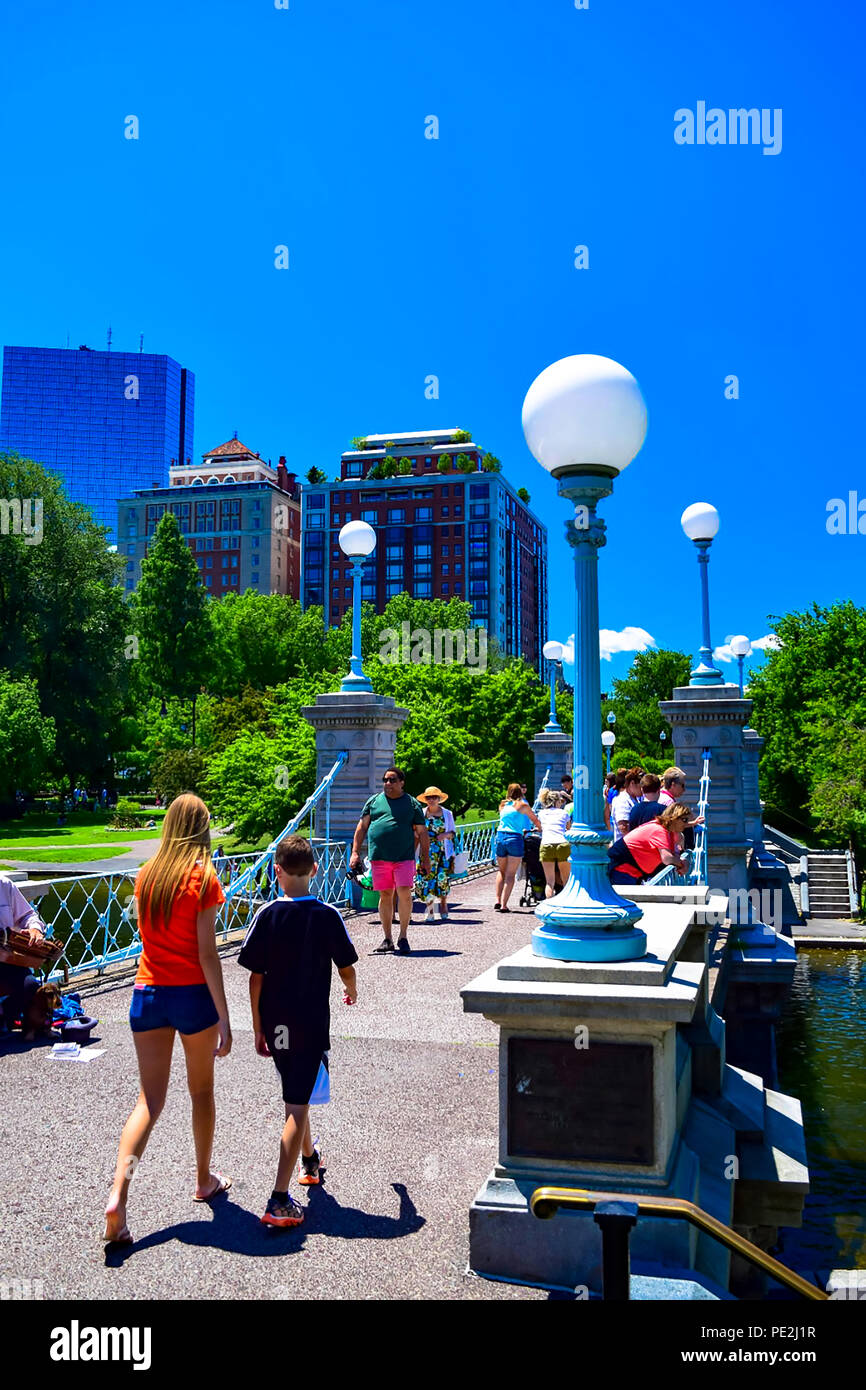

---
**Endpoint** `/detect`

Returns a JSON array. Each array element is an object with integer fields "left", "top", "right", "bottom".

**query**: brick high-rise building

[
  {"left": 119, "top": 436, "right": 301, "bottom": 598},
  {"left": 301, "top": 429, "right": 547, "bottom": 672}
]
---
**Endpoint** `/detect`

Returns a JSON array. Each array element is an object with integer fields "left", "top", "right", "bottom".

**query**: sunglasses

[{"left": 383, "top": 776, "right": 400, "bottom": 784}]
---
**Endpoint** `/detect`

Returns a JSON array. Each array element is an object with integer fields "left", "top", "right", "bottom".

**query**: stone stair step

[{"left": 717, "top": 1063, "right": 766, "bottom": 1140}]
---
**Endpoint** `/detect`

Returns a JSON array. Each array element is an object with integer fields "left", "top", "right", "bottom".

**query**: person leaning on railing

[
  {"left": 607, "top": 804, "right": 693, "bottom": 885},
  {"left": 0, "top": 875, "right": 63, "bottom": 1034}
]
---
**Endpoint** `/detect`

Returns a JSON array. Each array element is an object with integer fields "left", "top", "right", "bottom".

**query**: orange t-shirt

[{"left": 134, "top": 864, "right": 225, "bottom": 987}]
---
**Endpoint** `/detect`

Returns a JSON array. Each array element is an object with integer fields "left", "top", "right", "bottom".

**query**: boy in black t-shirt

[{"left": 238, "top": 835, "right": 358, "bottom": 1228}]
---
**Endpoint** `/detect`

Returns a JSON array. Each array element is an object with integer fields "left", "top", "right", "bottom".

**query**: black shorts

[{"left": 269, "top": 1045, "right": 327, "bottom": 1105}]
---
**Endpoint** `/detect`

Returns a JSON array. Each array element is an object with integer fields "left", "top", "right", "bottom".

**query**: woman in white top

[{"left": 536, "top": 789, "right": 572, "bottom": 898}]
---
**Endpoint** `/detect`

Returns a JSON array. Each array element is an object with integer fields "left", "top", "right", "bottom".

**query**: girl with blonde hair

[{"left": 103, "top": 793, "right": 232, "bottom": 1245}]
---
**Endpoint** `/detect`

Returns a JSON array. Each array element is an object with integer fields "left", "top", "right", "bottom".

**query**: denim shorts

[
  {"left": 495, "top": 832, "right": 525, "bottom": 859},
  {"left": 129, "top": 983, "right": 219, "bottom": 1035}
]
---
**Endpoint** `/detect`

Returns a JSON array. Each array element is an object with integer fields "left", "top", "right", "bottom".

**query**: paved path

[
  {"left": 0, "top": 874, "right": 551, "bottom": 1301},
  {"left": 0, "top": 842, "right": 162, "bottom": 876},
  {"left": 793, "top": 917, "right": 866, "bottom": 947}
]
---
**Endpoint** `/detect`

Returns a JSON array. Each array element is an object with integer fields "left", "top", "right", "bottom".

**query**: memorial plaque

[{"left": 507, "top": 1037, "right": 655, "bottom": 1165}]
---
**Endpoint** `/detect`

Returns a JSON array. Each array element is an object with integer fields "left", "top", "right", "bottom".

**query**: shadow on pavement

[{"left": 104, "top": 1182, "right": 424, "bottom": 1266}]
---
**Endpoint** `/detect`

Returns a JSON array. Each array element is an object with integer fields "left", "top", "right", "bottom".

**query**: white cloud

[
  {"left": 714, "top": 632, "right": 781, "bottom": 663},
  {"left": 598, "top": 627, "right": 657, "bottom": 662}
]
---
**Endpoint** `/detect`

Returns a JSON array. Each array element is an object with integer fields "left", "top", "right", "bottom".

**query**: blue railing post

[{"left": 593, "top": 1200, "right": 638, "bottom": 1300}]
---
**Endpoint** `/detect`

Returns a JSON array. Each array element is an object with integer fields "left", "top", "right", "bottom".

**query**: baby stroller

[{"left": 519, "top": 831, "right": 546, "bottom": 907}]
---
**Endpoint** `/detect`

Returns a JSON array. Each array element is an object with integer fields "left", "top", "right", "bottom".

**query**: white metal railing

[
  {"left": 454, "top": 818, "right": 498, "bottom": 871},
  {"left": 39, "top": 754, "right": 349, "bottom": 981},
  {"left": 533, "top": 767, "right": 551, "bottom": 812}
]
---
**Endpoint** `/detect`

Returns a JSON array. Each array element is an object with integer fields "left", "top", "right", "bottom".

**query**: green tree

[
  {"left": 481, "top": 453, "right": 501, "bottom": 473},
  {"left": 397, "top": 457, "right": 412, "bottom": 475},
  {"left": 350, "top": 437, "right": 368, "bottom": 450},
  {"left": 131, "top": 512, "right": 213, "bottom": 746},
  {"left": 0, "top": 672, "right": 56, "bottom": 815},
  {"left": 436, "top": 456, "right": 451, "bottom": 473},
  {"left": 306, "top": 467, "right": 327, "bottom": 484},
  {"left": 602, "top": 649, "right": 691, "bottom": 762},
  {"left": 453, "top": 430, "right": 472, "bottom": 444},
  {"left": 151, "top": 747, "right": 209, "bottom": 804},
  {"left": 517, "top": 486, "right": 530, "bottom": 503},
  {"left": 748, "top": 601, "right": 866, "bottom": 845},
  {"left": 0, "top": 451, "right": 128, "bottom": 792},
  {"left": 455, "top": 453, "right": 475, "bottom": 474},
  {"left": 808, "top": 721, "right": 866, "bottom": 857}
]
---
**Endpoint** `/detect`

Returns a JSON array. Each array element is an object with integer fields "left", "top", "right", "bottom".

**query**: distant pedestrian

[
  {"left": 611, "top": 768, "right": 643, "bottom": 844},
  {"left": 536, "top": 789, "right": 571, "bottom": 898},
  {"left": 560, "top": 773, "right": 573, "bottom": 801},
  {"left": 414, "top": 787, "right": 455, "bottom": 922},
  {"left": 103, "top": 793, "right": 232, "bottom": 1247},
  {"left": 608, "top": 804, "right": 692, "bottom": 885},
  {"left": 238, "top": 835, "right": 358, "bottom": 1228},
  {"left": 351, "top": 768, "right": 430, "bottom": 954},
  {"left": 494, "top": 783, "right": 541, "bottom": 913},
  {"left": 658, "top": 767, "right": 686, "bottom": 807},
  {"left": 628, "top": 774, "right": 665, "bottom": 830},
  {"left": 603, "top": 772, "right": 617, "bottom": 831}
]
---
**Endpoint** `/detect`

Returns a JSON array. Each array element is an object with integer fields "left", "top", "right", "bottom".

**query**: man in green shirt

[{"left": 351, "top": 768, "right": 430, "bottom": 955}]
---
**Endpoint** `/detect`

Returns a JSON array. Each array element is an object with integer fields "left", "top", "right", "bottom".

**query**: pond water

[{"left": 775, "top": 949, "right": 866, "bottom": 1276}]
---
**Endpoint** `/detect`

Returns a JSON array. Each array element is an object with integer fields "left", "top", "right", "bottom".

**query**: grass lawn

[
  {"left": 0, "top": 809, "right": 166, "bottom": 850},
  {"left": 0, "top": 845, "right": 132, "bottom": 864}
]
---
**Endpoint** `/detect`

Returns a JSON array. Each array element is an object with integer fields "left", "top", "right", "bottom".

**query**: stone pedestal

[
  {"left": 461, "top": 892, "right": 808, "bottom": 1294},
  {"left": 300, "top": 692, "right": 409, "bottom": 847},
  {"left": 527, "top": 730, "right": 572, "bottom": 802},
  {"left": 658, "top": 684, "right": 752, "bottom": 894}
]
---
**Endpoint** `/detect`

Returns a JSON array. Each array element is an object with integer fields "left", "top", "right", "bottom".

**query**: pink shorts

[{"left": 371, "top": 859, "right": 416, "bottom": 891}]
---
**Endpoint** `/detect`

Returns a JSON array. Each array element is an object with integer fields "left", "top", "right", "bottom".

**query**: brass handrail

[{"left": 530, "top": 1186, "right": 827, "bottom": 1301}]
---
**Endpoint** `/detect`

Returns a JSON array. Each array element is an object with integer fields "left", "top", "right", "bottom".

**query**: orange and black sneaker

[
  {"left": 298, "top": 1147, "right": 322, "bottom": 1186},
  {"left": 261, "top": 1192, "right": 305, "bottom": 1227}
]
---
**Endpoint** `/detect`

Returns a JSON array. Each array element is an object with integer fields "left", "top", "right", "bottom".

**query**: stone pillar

[
  {"left": 742, "top": 728, "right": 764, "bottom": 849},
  {"left": 301, "top": 692, "right": 409, "bottom": 848},
  {"left": 527, "top": 730, "right": 572, "bottom": 801},
  {"left": 658, "top": 684, "right": 752, "bottom": 894}
]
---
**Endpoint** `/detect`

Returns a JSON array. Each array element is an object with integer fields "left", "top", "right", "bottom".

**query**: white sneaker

[{"left": 431, "top": 905, "right": 441, "bottom": 922}]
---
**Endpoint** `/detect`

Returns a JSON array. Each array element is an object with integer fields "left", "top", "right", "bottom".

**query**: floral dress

[{"left": 414, "top": 812, "right": 452, "bottom": 903}]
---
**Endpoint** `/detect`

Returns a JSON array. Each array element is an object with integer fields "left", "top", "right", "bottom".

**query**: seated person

[
  {"left": 608, "top": 804, "right": 692, "bottom": 884},
  {"left": 0, "top": 876, "right": 60, "bottom": 1033}
]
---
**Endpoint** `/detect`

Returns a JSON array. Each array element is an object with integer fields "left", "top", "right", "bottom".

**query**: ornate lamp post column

[
  {"left": 542, "top": 639, "right": 564, "bottom": 732},
  {"left": 601, "top": 728, "right": 615, "bottom": 775},
  {"left": 338, "top": 520, "right": 377, "bottom": 693},
  {"left": 681, "top": 502, "right": 723, "bottom": 686},
  {"left": 730, "top": 634, "right": 751, "bottom": 698},
  {"left": 522, "top": 354, "right": 647, "bottom": 962}
]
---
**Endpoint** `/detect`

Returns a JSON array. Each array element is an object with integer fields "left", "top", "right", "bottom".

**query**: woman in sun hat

[{"left": 414, "top": 787, "right": 456, "bottom": 922}]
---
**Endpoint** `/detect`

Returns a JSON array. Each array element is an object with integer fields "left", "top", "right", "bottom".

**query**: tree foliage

[
  {"left": 748, "top": 601, "right": 866, "bottom": 852},
  {"left": 602, "top": 648, "right": 691, "bottom": 762}
]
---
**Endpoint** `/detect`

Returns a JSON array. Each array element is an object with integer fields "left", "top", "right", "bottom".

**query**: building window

[
  {"left": 414, "top": 543, "right": 432, "bottom": 559},
  {"left": 125, "top": 579, "right": 134, "bottom": 590},
  {"left": 231, "top": 555, "right": 238, "bottom": 567},
  {"left": 453, "top": 505, "right": 463, "bottom": 517},
  {"left": 442, "top": 545, "right": 449, "bottom": 557},
  {"left": 344, "top": 586, "right": 351, "bottom": 599},
  {"left": 441, "top": 507, "right": 449, "bottom": 518},
  {"left": 414, "top": 581, "right": 432, "bottom": 597},
  {"left": 385, "top": 581, "right": 403, "bottom": 599},
  {"left": 307, "top": 512, "right": 325, "bottom": 528},
  {"left": 386, "top": 563, "right": 403, "bottom": 581},
  {"left": 361, "top": 510, "right": 377, "bottom": 523},
  {"left": 387, "top": 508, "right": 405, "bottom": 523},
  {"left": 126, "top": 561, "right": 134, "bottom": 572},
  {"left": 442, "top": 563, "right": 449, "bottom": 576},
  {"left": 222, "top": 556, "right": 229, "bottom": 568},
  {"left": 204, "top": 575, "right": 212, "bottom": 587},
  {"left": 442, "top": 582, "right": 450, "bottom": 594},
  {"left": 416, "top": 508, "right": 432, "bottom": 522},
  {"left": 346, "top": 462, "right": 363, "bottom": 477},
  {"left": 470, "top": 483, "right": 490, "bottom": 498},
  {"left": 470, "top": 504, "right": 489, "bottom": 519},
  {"left": 308, "top": 493, "right": 325, "bottom": 508},
  {"left": 205, "top": 557, "right": 212, "bottom": 568}
]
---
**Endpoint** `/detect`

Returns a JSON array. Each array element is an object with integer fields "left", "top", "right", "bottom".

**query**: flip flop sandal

[{"left": 193, "top": 1173, "right": 233, "bottom": 1203}]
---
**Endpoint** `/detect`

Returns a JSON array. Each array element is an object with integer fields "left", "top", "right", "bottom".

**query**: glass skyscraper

[{"left": 0, "top": 345, "right": 194, "bottom": 537}]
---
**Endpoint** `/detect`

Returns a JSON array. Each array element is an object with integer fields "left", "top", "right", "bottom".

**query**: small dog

[{"left": 22, "top": 983, "right": 62, "bottom": 1041}]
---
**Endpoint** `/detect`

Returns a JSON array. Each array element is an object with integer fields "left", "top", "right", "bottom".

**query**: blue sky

[{"left": 1, "top": 0, "right": 862, "bottom": 685}]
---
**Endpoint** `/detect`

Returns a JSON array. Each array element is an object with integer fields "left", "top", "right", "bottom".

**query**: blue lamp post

[
  {"left": 339, "top": 520, "right": 377, "bottom": 693},
  {"left": 542, "top": 639, "right": 564, "bottom": 732},
  {"left": 601, "top": 728, "right": 615, "bottom": 776},
  {"left": 681, "top": 502, "right": 723, "bottom": 686},
  {"left": 730, "top": 634, "right": 751, "bottom": 698},
  {"left": 522, "top": 353, "right": 647, "bottom": 962}
]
